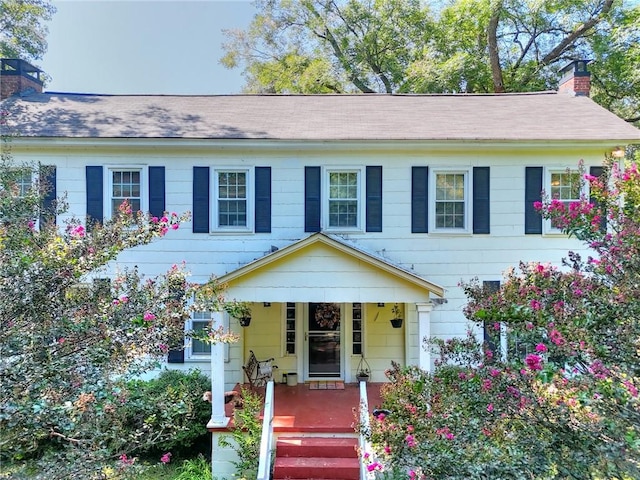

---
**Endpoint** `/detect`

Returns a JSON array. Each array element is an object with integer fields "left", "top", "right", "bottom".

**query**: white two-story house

[{"left": 3, "top": 58, "right": 639, "bottom": 419}]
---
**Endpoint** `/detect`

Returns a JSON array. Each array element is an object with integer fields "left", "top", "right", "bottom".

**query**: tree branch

[
  {"left": 488, "top": 1, "right": 505, "bottom": 93},
  {"left": 50, "top": 429, "right": 84, "bottom": 444},
  {"left": 540, "top": 0, "right": 615, "bottom": 67},
  {"left": 304, "top": 2, "right": 375, "bottom": 93}
]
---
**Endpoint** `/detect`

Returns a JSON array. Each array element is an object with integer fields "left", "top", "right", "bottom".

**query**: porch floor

[
  {"left": 219, "top": 382, "right": 385, "bottom": 434},
  {"left": 271, "top": 382, "right": 384, "bottom": 433}
]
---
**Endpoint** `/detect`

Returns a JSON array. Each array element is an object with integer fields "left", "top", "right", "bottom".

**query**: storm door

[{"left": 305, "top": 303, "right": 342, "bottom": 378}]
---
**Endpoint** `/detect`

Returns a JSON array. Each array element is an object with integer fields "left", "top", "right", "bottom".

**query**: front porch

[
  {"left": 205, "top": 233, "right": 445, "bottom": 476},
  {"left": 210, "top": 381, "right": 385, "bottom": 479},
  {"left": 213, "top": 381, "right": 384, "bottom": 433}
]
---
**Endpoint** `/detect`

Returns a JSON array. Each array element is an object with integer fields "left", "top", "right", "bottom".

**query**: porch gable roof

[{"left": 216, "top": 233, "right": 445, "bottom": 302}]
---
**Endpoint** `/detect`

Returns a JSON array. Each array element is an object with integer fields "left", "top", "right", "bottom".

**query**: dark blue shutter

[
  {"left": 473, "top": 167, "right": 490, "bottom": 234},
  {"left": 192, "top": 167, "right": 210, "bottom": 233},
  {"left": 305, "top": 166, "right": 321, "bottom": 232},
  {"left": 589, "top": 166, "right": 607, "bottom": 232},
  {"left": 366, "top": 166, "right": 383, "bottom": 232},
  {"left": 525, "top": 167, "right": 543, "bottom": 234},
  {"left": 40, "top": 165, "right": 56, "bottom": 226},
  {"left": 411, "top": 166, "right": 429, "bottom": 233},
  {"left": 167, "top": 347, "right": 184, "bottom": 364},
  {"left": 148, "top": 166, "right": 165, "bottom": 218},
  {"left": 86, "top": 166, "right": 103, "bottom": 226},
  {"left": 255, "top": 167, "right": 272, "bottom": 233}
]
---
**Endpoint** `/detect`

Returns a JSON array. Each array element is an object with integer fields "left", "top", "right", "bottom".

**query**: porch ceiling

[{"left": 216, "top": 233, "right": 444, "bottom": 303}]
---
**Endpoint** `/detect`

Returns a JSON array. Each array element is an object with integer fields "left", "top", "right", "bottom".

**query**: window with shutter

[{"left": 192, "top": 166, "right": 271, "bottom": 234}]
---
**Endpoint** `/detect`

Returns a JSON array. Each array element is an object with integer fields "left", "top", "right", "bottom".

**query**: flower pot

[
  {"left": 390, "top": 318, "right": 403, "bottom": 328},
  {"left": 239, "top": 317, "right": 251, "bottom": 327},
  {"left": 356, "top": 374, "right": 370, "bottom": 383}
]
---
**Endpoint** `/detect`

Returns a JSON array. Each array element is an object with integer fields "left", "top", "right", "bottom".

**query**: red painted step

[
  {"left": 273, "top": 436, "right": 360, "bottom": 480},
  {"left": 273, "top": 457, "right": 359, "bottom": 480},
  {"left": 277, "top": 436, "right": 358, "bottom": 458}
]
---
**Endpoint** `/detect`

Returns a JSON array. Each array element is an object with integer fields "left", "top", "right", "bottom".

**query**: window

[
  {"left": 216, "top": 171, "right": 247, "bottom": 227},
  {"left": 187, "top": 311, "right": 212, "bottom": 358},
  {"left": 185, "top": 311, "right": 230, "bottom": 361},
  {"left": 352, "top": 303, "right": 363, "bottom": 355},
  {"left": 284, "top": 302, "right": 296, "bottom": 355},
  {"left": 547, "top": 169, "right": 582, "bottom": 232},
  {"left": 211, "top": 169, "right": 253, "bottom": 231},
  {"left": 107, "top": 167, "right": 145, "bottom": 218},
  {"left": 430, "top": 169, "right": 470, "bottom": 232},
  {"left": 324, "top": 168, "right": 363, "bottom": 231},
  {"left": 16, "top": 170, "right": 33, "bottom": 197},
  {"left": 193, "top": 166, "right": 271, "bottom": 234},
  {"left": 2, "top": 168, "right": 33, "bottom": 198}
]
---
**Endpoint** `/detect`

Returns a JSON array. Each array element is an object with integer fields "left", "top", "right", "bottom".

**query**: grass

[{"left": 0, "top": 457, "right": 209, "bottom": 480}]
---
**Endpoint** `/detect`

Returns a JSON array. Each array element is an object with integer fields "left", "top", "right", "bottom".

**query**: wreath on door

[{"left": 315, "top": 303, "right": 341, "bottom": 329}]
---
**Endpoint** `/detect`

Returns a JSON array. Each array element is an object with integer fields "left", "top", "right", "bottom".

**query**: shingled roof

[{"left": 3, "top": 92, "right": 639, "bottom": 142}]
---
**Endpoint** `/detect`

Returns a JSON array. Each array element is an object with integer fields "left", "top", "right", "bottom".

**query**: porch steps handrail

[
  {"left": 358, "top": 380, "right": 373, "bottom": 480},
  {"left": 257, "top": 380, "right": 275, "bottom": 480}
]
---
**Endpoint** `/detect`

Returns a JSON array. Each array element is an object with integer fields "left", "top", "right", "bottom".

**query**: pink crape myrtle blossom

[
  {"left": 535, "top": 343, "right": 548, "bottom": 353},
  {"left": 525, "top": 354, "right": 543, "bottom": 371}
]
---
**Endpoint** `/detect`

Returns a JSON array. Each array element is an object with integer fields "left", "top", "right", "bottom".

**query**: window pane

[
  {"left": 435, "top": 173, "right": 465, "bottom": 229},
  {"left": 285, "top": 302, "right": 296, "bottom": 355},
  {"left": 352, "top": 303, "right": 363, "bottom": 355},
  {"left": 191, "top": 320, "right": 211, "bottom": 355},
  {"left": 217, "top": 171, "right": 247, "bottom": 227},
  {"left": 13, "top": 170, "right": 33, "bottom": 197},
  {"left": 111, "top": 169, "right": 141, "bottom": 214},
  {"left": 551, "top": 172, "right": 581, "bottom": 201},
  {"left": 550, "top": 171, "right": 581, "bottom": 229},
  {"left": 328, "top": 171, "right": 358, "bottom": 228}
]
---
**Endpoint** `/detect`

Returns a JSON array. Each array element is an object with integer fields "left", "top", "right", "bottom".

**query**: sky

[{"left": 40, "top": 0, "right": 257, "bottom": 95}]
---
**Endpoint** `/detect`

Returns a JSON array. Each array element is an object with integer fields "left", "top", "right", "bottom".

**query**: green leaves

[
  {"left": 222, "top": 0, "right": 638, "bottom": 123},
  {"left": 0, "top": 0, "right": 56, "bottom": 61},
  {"left": 365, "top": 158, "right": 640, "bottom": 478}
]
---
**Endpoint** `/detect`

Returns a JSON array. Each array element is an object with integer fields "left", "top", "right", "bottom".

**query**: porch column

[
  {"left": 207, "top": 311, "right": 229, "bottom": 428},
  {"left": 416, "top": 302, "right": 434, "bottom": 373}
]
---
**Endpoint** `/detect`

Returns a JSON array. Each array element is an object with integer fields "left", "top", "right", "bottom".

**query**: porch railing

[
  {"left": 257, "top": 380, "right": 275, "bottom": 480},
  {"left": 358, "top": 380, "right": 372, "bottom": 480}
]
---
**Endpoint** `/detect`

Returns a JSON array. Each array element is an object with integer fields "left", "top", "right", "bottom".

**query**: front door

[{"left": 305, "top": 303, "right": 342, "bottom": 378}]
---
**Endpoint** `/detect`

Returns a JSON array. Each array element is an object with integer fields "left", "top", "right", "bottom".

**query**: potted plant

[
  {"left": 390, "top": 303, "right": 403, "bottom": 328},
  {"left": 225, "top": 300, "right": 252, "bottom": 327},
  {"left": 355, "top": 355, "right": 371, "bottom": 382}
]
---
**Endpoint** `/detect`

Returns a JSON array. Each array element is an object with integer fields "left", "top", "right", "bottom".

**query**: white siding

[{"left": 12, "top": 141, "right": 605, "bottom": 375}]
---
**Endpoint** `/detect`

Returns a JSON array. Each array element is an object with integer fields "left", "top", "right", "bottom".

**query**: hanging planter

[
  {"left": 225, "top": 300, "right": 252, "bottom": 327},
  {"left": 314, "top": 302, "right": 341, "bottom": 329},
  {"left": 355, "top": 355, "right": 371, "bottom": 382},
  {"left": 390, "top": 303, "right": 403, "bottom": 328}
]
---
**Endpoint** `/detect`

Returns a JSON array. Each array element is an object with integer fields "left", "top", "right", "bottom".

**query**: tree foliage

[
  {"left": 222, "top": 0, "right": 639, "bottom": 125},
  {"left": 0, "top": 129, "right": 235, "bottom": 477},
  {"left": 361, "top": 157, "right": 639, "bottom": 479},
  {"left": 0, "top": 0, "right": 56, "bottom": 61}
]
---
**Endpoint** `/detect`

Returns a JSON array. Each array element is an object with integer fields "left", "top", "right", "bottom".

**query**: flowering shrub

[
  {"left": 0, "top": 152, "right": 234, "bottom": 477},
  {"left": 363, "top": 158, "right": 639, "bottom": 479}
]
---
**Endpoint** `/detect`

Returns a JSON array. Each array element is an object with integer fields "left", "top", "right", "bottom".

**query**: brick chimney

[
  {"left": 558, "top": 60, "right": 591, "bottom": 96},
  {"left": 1, "top": 58, "right": 44, "bottom": 100}
]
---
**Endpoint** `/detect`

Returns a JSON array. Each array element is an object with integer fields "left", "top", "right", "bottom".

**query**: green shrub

[
  {"left": 174, "top": 455, "right": 213, "bottom": 480},
  {"left": 218, "top": 388, "right": 263, "bottom": 480},
  {"left": 113, "top": 369, "right": 212, "bottom": 458}
]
